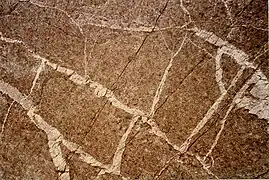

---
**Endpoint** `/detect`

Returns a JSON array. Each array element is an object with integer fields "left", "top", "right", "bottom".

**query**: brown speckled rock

[{"left": 0, "top": 0, "right": 268, "bottom": 179}]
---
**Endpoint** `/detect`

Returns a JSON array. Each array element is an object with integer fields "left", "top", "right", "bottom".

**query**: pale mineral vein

[
  {"left": 0, "top": 33, "right": 146, "bottom": 117},
  {"left": 27, "top": 0, "right": 89, "bottom": 79},
  {"left": 0, "top": 80, "right": 108, "bottom": 179},
  {"left": 204, "top": 68, "right": 269, "bottom": 163},
  {"left": 1, "top": 17, "right": 268, "bottom": 178},
  {"left": 178, "top": 27, "right": 254, "bottom": 154},
  {"left": 28, "top": 0, "right": 84, "bottom": 35},
  {"left": 27, "top": 0, "right": 188, "bottom": 33},
  {"left": 101, "top": 116, "right": 139, "bottom": 176},
  {"left": 215, "top": 48, "right": 228, "bottom": 94},
  {"left": 0, "top": 100, "right": 15, "bottom": 139},
  {"left": 236, "top": 70, "right": 269, "bottom": 121},
  {"left": 29, "top": 58, "right": 46, "bottom": 96},
  {"left": 220, "top": 0, "right": 233, "bottom": 24},
  {"left": 149, "top": 33, "right": 187, "bottom": 117},
  {"left": 203, "top": 74, "right": 251, "bottom": 161},
  {"left": 179, "top": 28, "right": 268, "bottom": 158},
  {"left": 62, "top": 139, "right": 110, "bottom": 169},
  {"left": 193, "top": 153, "right": 219, "bottom": 179}
]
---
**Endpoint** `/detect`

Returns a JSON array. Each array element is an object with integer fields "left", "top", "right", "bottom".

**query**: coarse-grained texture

[{"left": 0, "top": 0, "right": 268, "bottom": 179}]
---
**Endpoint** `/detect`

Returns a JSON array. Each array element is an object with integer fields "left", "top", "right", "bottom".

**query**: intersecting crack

[{"left": 0, "top": 1, "right": 268, "bottom": 178}]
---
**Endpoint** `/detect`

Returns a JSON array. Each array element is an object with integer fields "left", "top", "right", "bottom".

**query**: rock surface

[{"left": 0, "top": 0, "right": 268, "bottom": 179}]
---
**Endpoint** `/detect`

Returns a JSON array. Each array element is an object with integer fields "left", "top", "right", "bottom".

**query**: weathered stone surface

[
  {"left": 0, "top": 0, "right": 268, "bottom": 179},
  {"left": 0, "top": 100, "right": 57, "bottom": 179}
]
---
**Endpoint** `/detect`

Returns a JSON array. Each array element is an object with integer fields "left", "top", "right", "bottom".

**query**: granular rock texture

[{"left": 0, "top": 0, "right": 268, "bottom": 179}]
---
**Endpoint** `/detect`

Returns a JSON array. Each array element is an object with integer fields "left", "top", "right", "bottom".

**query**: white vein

[
  {"left": 0, "top": 33, "right": 146, "bottom": 178},
  {"left": 149, "top": 33, "right": 187, "bottom": 117},
  {"left": 52, "top": 63, "right": 146, "bottom": 116},
  {"left": 76, "top": 12, "right": 188, "bottom": 33},
  {"left": 27, "top": 0, "right": 89, "bottom": 79},
  {"left": 187, "top": 38, "right": 214, "bottom": 58},
  {"left": 204, "top": 68, "right": 269, "bottom": 163},
  {"left": 236, "top": 70, "right": 269, "bottom": 120},
  {"left": 62, "top": 139, "right": 109, "bottom": 169},
  {"left": 220, "top": 0, "right": 233, "bottom": 24},
  {"left": 0, "top": 80, "right": 108, "bottom": 179},
  {"left": 215, "top": 48, "right": 227, "bottom": 94},
  {"left": 27, "top": 0, "right": 144, "bottom": 33},
  {"left": 178, "top": 66, "right": 245, "bottom": 153},
  {"left": 0, "top": 33, "right": 24, "bottom": 44},
  {"left": 101, "top": 116, "right": 139, "bottom": 176},
  {"left": 192, "top": 29, "right": 269, "bottom": 161},
  {"left": 240, "top": 24, "right": 269, "bottom": 31},
  {"left": 178, "top": 27, "right": 254, "bottom": 154},
  {"left": 0, "top": 79, "right": 69, "bottom": 179},
  {"left": 29, "top": 58, "right": 46, "bottom": 96},
  {"left": 28, "top": 0, "right": 84, "bottom": 35},
  {"left": 192, "top": 28, "right": 254, "bottom": 68},
  {"left": 27, "top": 107, "right": 70, "bottom": 180},
  {"left": 159, "top": 30, "right": 173, "bottom": 54},
  {"left": 0, "top": 100, "right": 15, "bottom": 139},
  {"left": 83, "top": 37, "right": 88, "bottom": 77},
  {"left": 147, "top": 118, "right": 181, "bottom": 151},
  {"left": 193, "top": 153, "right": 219, "bottom": 179},
  {"left": 1, "top": 6, "right": 268, "bottom": 176},
  {"left": 0, "top": 34, "right": 146, "bottom": 117},
  {"left": 179, "top": 0, "right": 193, "bottom": 23},
  {"left": 29, "top": 0, "right": 189, "bottom": 34},
  {"left": 203, "top": 76, "right": 250, "bottom": 161}
]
